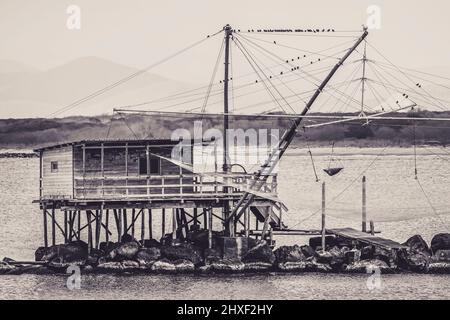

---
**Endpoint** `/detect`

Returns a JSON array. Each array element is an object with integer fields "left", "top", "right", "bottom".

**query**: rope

[{"left": 46, "top": 29, "right": 223, "bottom": 117}]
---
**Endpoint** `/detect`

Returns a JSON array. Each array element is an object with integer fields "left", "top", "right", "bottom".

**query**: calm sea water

[{"left": 0, "top": 147, "right": 449, "bottom": 300}]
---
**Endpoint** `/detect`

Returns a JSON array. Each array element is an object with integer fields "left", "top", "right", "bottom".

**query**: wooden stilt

[
  {"left": 321, "top": 181, "right": 326, "bottom": 251},
  {"left": 43, "top": 206, "right": 48, "bottom": 248},
  {"left": 161, "top": 208, "right": 166, "bottom": 237},
  {"left": 244, "top": 208, "right": 249, "bottom": 237},
  {"left": 95, "top": 207, "right": 103, "bottom": 250},
  {"left": 51, "top": 206, "right": 56, "bottom": 246},
  {"left": 208, "top": 208, "right": 213, "bottom": 249},
  {"left": 77, "top": 210, "right": 81, "bottom": 240},
  {"left": 141, "top": 208, "right": 145, "bottom": 245},
  {"left": 105, "top": 209, "right": 110, "bottom": 245},
  {"left": 362, "top": 176, "right": 367, "bottom": 233},
  {"left": 123, "top": 209, "right": 128, "bottom": 236},
  {"left": 148, "top": 209, "right": 152, "bottom": 240},
  {"left": 86, "top": 211, "right": 93, "bottom": 254},
  {"left": 203, "top": 208, "right": 207, "bottom": 229},
  {"left": 261, "top": 215, "right": 270, "bottom": 241},
  {"left": 172, "top": 208, "right": 177, "bottom": 241},
  {"left": 131, "top": 208, "right": 136, "bottom": 238},
  {"left": 193, "top": 208, "right": 198, "bottom": 226},
  {"left": 115, "top": 209, "right": 122, "bottom": 242},
  {"left": 64, "top": 210, "right": 68, "bottom": 244}
]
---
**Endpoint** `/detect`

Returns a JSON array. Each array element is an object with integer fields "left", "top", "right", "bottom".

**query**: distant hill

[
  {"left": 0, "top": 57, "right": 194, "bottom": 118},
  {"left": 1, "top": 110, "right": 450, "bottom": 149}
]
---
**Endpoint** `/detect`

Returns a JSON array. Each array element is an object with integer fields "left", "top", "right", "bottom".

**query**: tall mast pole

[
  {"left": 223, "top": 24, "right": 233, "bottom": 236},
  {"left": 360, "top": 28, "right": 367, "bottom": 117}
]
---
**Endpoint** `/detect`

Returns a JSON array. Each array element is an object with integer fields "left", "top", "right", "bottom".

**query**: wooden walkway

[{"left": 328, "top": 228, "right": 408, "bottom": 250}]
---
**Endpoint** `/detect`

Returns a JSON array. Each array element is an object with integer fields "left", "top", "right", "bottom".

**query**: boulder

[
  {"left": 427, "top": 262, "right": 450, "bottom": 274},
  {"left": 151, "top": 259, "right": 177, "bottom": 272},
  {"left": 47, "top": 257, "right": 85, "bottom": 270},
  {"left": 136, "top": 247, "right": 161, "bottom": 266},
  {"left": 398, "top": 250, "right": 430, "bottom": 273},
  {"left": 431, "top": 233, "right": 450, "bottom": 254},
  {"left": 244, "top": 262, "right": 273, "bottom": 272},
  {"left": 274, "top": 245, "right": 306, "bottom": 264},
  {"left": 403, "top": 235, "right": 431, "bottom": 256},
  {"left": 99, "top": 241, "right": 120, "bottom": 254},
  {"left": 432, "top": 249, "right": 450, "bottom": 262},
  {"left": 174, "top": 259, "right": 195, "bottom": 272},
  {"left": 0, "top": 262, "right": 16, "bottom": 274},
  {"left": 109, "top": 241, "right": 140, "bottom": 261},
  {"left": 86, "top": 248, "right": 104, "bottom": 266},
  {"left": 309, "top": 236, "right": 336, "bottom": 250},
  {"left": 345, "top": 249, "right": 361, "bottom": 264},
  {"left": 59, "top": 241, "right": 89, "bottom": 262},
  {"left": 242, "top": 241, "right": 275, "bottom": 265},
  {"left": 121, "top": 260, "right": 140, "bottom": 271},
  {"left": 160, "top": 243, "right": 203, "bottom": 265},
  {"left": 305, "top": 259, "right": 332, "bottom": 273},
  {"left": 97, "top": 261, "right": 124, "bottom": 272},
  {"left": 360, "top": 246, "right": 374, "bottom": 260},
  {"left": 204, "top": 248, "right": 222, "bottom": 264},
  {"left": 207, "top": 259, "right": 245, "bottom": 273},
  {"left": 121, "top": 234, "right": 138, "bottom": 244},
  {"left": 343, "top": 259, "right": 393, "bottom": 274},
  {"left": 300, "top": 245, "right": 317, "bottom": 258},
  {"left": 140, "top": 239, "right": 161, "bottom": 248},
  {"left": 277, "top": 261, "right": 307, "bottom": 272},
  {"left": 373, "top": 246, "right": 397, "bottom": 267}
]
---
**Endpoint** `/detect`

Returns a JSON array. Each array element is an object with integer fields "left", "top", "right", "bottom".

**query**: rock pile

[{"left": 1, "top": 232, "right": 450, "bottom": 275}]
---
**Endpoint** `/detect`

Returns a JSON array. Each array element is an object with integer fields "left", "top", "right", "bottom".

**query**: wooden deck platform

[{"left": 328, "top": 228, "right": 408, "bottom": 250}]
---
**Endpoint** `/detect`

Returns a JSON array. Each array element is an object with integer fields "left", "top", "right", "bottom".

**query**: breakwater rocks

[{"left": 2, "top": 232, "right": 450, "bottom": 275}]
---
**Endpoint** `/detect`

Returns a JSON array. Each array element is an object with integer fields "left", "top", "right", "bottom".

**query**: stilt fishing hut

[{"left": 34, "top": 138, "right": 282, "bottom": 256}]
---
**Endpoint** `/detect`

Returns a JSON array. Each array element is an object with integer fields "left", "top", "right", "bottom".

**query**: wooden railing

[{"left": 73, "top": 173, "right": 278, "bottom": 201}]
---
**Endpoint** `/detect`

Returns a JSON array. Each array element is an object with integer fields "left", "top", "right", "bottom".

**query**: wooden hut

[{"left": 34, "top": 139, "right": 283, "bottom": 252}]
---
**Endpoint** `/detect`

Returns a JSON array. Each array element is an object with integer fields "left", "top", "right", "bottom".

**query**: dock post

[
  {"left": 77, "top": 210, "right": 81, "bottom": 240},
  {"left": 321, "top": 181, "right": 326, "bottom": 251},
  {"left": 208, "top": 208, "right": 213, "bottom": 249},
  {"left": 148, "top": 208, "right": 153, "bottom": 240},
  {"left": 244, "top": 208, "right": 249, "bottom": 237},
  {"left": 172, "top": 208, "right": 177, "bottom": 241},
  {"left": 43, "top": 205, "right": 48, "bottom": 248},
  {"left": 362, "top": 176, "right": 367, "bottom": 233},
  {"left": 123, "top": 209, "right": 128, "bottom": 237},
  {"left": 51, "top": 206, "right": 56, "bottom": 246},
  {"left": 161, "top": 209, "right": 165, "bottom": 237},
  {"left": 193, "top": 208, "right": 198, "bottom": 226},
  {"left": 96, "top": 206, "right": 103, "bottom": 250},
  {"left": 140, "top": 208, "right": 145, "bottom": 244},
  {"left": 370, "top": 220, "right": 375, "bottom": 235},
  {"left": 86, "top": 211, "right": 93, "bottom": 254},
  {"left": 131, "top": 209, "right": 136, "bottom": 238},
  {"left": 64, "top": 210, "right": 68, "bottom": 244},
  {"left": 105, "top": 209, "right": 109, "bottom": 245},
  {"left": 203, "top": 208, "right": 207, "bottom": 229}
]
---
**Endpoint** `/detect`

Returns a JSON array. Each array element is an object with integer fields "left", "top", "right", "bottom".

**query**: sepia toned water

[{"left": 0, "top": 147, "right": 449, "bottom": 300}]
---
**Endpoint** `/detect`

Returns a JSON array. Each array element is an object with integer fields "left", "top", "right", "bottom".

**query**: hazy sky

[{"left": 1, "top": 0, "right": 449, "bottom": 73}]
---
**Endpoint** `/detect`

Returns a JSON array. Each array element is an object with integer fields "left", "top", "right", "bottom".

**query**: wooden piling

[
  {"left": 208, "top": 208, "right": 213, "bottom": 249},
  {"left": 64, "top": 210, "right": 68, "bottom": 244},
  {"left": 95, "top": 207, "right": 103, "bottom": 250},
  {"left": 131, "top": 208, "right": 136, "bottom": 238},
  {"left": 370, "top": 220, "right": 375, "bottom": 236},
  {"left": 105, "top": 209, "right": 110, "bottom": 245},
  {"left": 51, "top": 206, "right": 56, "bottom": 246},
  {"left": 321, "top": 181, "right": 326, "bottom": 251},
  {"left": 141, "top": 208, "right": 146, "bottom": 242},
  {"left": 148, "top": 209, "right": 152, "bottom": 240},
  {"left": 43, "top": 206, "right": 48, "bottom": 248},
  {"left": 244, "top": 208, "right": 249, "bottom": 237},
  {"left": 162, "top": 208, "right": 166, "bottom": 237},
  {"left": 172, "top": 208, "right": 177, "bottom": 241},
  {"left": 362, "top": 176, "right": 367, "bottom": 232},
  {"left": 123, "top": 209, "right": 128, "bottom": 236},
  {"left": 203, "top": 208, "right": 207, "bottom": 229},
  {"left": 86, "top": 211, "right": 93, "bottom": 254}
]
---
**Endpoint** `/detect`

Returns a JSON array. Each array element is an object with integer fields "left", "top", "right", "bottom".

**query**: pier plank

[{"left": 328, "top": 228, "right": 407, "bottom": 250}]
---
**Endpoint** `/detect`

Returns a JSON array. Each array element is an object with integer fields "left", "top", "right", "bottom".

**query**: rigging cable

[{"left": 47, "top": 29, "right": 223, "bottom": 117}]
